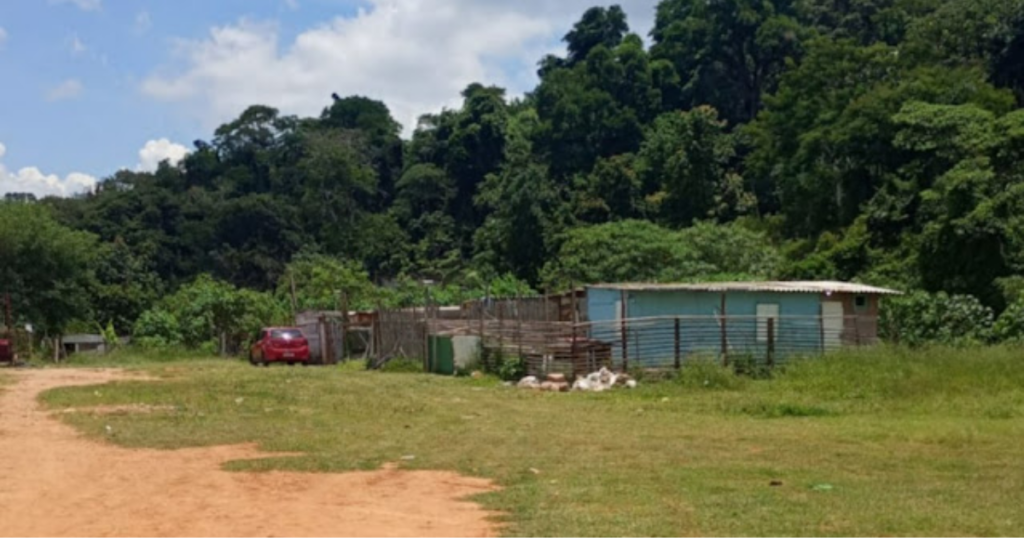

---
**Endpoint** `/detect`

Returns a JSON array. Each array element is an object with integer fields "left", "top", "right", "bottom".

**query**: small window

[{"left": 854, "top": 295, "right": 869, "bottom": 313}]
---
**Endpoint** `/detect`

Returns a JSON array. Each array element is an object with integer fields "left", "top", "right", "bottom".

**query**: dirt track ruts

[{"left": 0, "top": 368, "right": 500, "bottom": 537}]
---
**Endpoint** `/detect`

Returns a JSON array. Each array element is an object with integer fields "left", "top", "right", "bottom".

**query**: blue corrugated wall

[{"left": 586, "top": 287, "right": 825, "bottom": 367}]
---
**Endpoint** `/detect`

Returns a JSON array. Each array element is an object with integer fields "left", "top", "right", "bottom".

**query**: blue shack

[{"left": 584, "top": 281, "right": 901, "bottom": 367}]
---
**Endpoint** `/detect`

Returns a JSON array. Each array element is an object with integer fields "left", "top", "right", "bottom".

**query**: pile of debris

[{"left": 516, "top": 367, "right": 637, "bottom": 393}]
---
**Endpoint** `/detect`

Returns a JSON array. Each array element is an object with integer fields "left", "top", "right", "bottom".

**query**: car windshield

[{"left": 270, "top": 329, "right": 303, "bottom": 340}]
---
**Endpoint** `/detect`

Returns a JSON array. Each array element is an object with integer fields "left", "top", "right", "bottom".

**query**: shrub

[
  {"left": 495, "top": 355, "right": 526, "bottom": 381},
  {"left": 993, "top": 300, "right": 1024, "bottom": 342},
  {"left": 132, "top": 309, "right": 182, "bottom": 348},
  {"left": 880, "top": 291, "right": 994, "bottom": 346},
  {"left": 380, "top": 357, "right": 425, "bottom": 373},
  {"left": 133, "top": 275, "right": 287, "bottom": 353}
]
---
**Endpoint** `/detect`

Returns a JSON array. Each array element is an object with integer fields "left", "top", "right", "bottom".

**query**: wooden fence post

[
  {"left": 720, "top": 293, "right": 728, "bottom": 367},
  {"left": 674, "top": 317, "right": 681, "bottom": 370},
  {"left": 319, "top": 315, "right": 329, "bottom": 366},
  {"left": 340, "top": 290, "right": 350, "bottom": 364},
  {"left": 423, "top": 285, "right": 430, "bottom": 373},
  {"left": 818, "top": 304, "right": 826, "bottom": 354},
  {"left": 498, "top": 301, "right": 505, "bottom": 364},
  {"left": 620, "top": 290, "right": 628, "bottom": 372},
  {"left": 516, "top": 292, "right": 523, "bottom": 366}
]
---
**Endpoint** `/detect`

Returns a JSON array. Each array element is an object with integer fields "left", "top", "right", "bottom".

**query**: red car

[
  {"left": 249, "top": 327, "right": 310, "bottom": 366},
  {"left": 0, "top": 338, "right": 13, "bottom": 364}
]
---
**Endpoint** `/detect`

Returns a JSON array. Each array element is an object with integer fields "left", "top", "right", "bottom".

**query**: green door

[{"left": 427, "top": 335, "right": 455, "bottom": 375}]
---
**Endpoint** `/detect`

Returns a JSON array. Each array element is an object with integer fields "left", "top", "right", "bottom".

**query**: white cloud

[
  {"left": 50, "top": 0, "right": 102, "bottom": 11},
  {"left": 136, "top": 138, "right": 189, "bottom": 172},
  {"left": 142, "top": 0, "right": 657, "bottom": 137},
  {"left": 134, "top": 11, "right": 152, "bottom": 34},
  {"left": 0, "top": 27, "right": 8, "bottom": 49},
  {"left": 70, "top": 34, "right": 87, "bottom": 55},
  {"left": 0, "top": 142, "right": 98, "bottom": 198},
  {"left": 283, "top": 0, "right": 299, "bottom": 10},
  {"left": 46, "top": 79, "right": 84, "bottom": 101}
]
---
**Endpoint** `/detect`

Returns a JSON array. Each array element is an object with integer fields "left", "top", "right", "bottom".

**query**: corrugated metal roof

[
  {"left": 62, "top": 334, "right": 106, "bottom": 344},
  {"left": 587, "top": 281, "right": 902, "bottom": 295}
]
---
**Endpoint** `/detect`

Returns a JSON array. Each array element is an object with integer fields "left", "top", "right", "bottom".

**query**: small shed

[
  {"left": 62, "top": 334, "right": 107, "bottom": 355},
  {"left": 585, "top": 281, "right": 901, "bottom": 365}
]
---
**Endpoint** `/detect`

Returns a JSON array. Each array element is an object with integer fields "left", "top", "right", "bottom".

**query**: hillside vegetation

[{"left": 4, "top": 0, "right": 1024, "bottom": 349}]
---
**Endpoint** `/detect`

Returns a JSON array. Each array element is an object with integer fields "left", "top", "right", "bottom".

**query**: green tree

[
  {"left": 140, "top": 274, "right": 286, "bottom": 352},
  {"left": 564, "top": 5, "right": 629, "bottom": 65},
  {"left": 320, "top": 95, "right": 404, "bottom": 203},
  {"left": 278, "top": 253, "right": 377, "bottom": 312},
  {"left": 299, "top": 129, "right": 377, "bottom": 258},
  {"left": 474, "top": 109, "right": 564, "bottom": 284},
  {"left": 534, "top": 31, "right": 662, "bottom": 180},
  {"left": 893, "top": 102, "right": 1024, "bottom": 307},
  {"left": 211, "top": 194, "right": 305, "bottom": 290},
  {"left": 638, "top": 107, "right": 750, "bottom": 226},
  {"left": 89, "top": 239, "right": 163, "bottom": 335},
  {"left": 795, "top": 0, "right": 940, "bottom": 45},
  {"left": 0, "top": 203, "right": 98, "bottom": 346},
  {"left": 651, "top": 0, "right": 807, "bottom": 125},
  {"left": 540, "top": 220, "right": 780, "bottom": 288}
]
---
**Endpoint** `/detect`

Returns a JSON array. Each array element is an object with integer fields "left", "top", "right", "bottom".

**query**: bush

[
  {"left": 379, "top": 357, "right": 425, "bottom": 373},
  {"left": 133, "top": 275, "right": 287, "bottom": 353},
  {"left": 993, "top": 300, "right": 1024, "bottom": 342},
  {"left": 495, "top": 355, "right": 526, "bottom": 381},
  {"left": 880, "top": 291, "right": 994, "bottom": 346},
  {"left": 133, "top": 309, "right": 182, "bottom": 349}
]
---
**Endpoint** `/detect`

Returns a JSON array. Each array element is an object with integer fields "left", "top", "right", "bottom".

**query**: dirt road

[{"left": 0, "top": 368, "right": 500, "bottom": 537}]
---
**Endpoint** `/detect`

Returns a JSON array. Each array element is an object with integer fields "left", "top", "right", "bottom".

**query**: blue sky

[{"left": 0, "top": 0, "right": 657, "bottom": 197}]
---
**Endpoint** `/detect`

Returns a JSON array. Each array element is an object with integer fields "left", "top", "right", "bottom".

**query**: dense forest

[{"left": 4, "top": 0, "right": 1024, "bottom": 351}]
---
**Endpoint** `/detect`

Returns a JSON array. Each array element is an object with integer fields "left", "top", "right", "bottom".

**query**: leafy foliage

[
  {"left": 541, "top": 220, "right": 780, "bottom": 289},
  {"left": 880, "top": 291, "right": 995, "bottom": 346},
  {"left": 135, "top": 275, "right": 287, "bottom": 351},
  {"left": 0, "top": 203, "right": 98, "bottom": 337},
  {"left": 10, "top": 0, "right": 1024, "bottom": 350}
]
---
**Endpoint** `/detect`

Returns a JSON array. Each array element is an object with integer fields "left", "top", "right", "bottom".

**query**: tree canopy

[{"left": 6, "top": 0, "right": 1024, "bottom": 345}]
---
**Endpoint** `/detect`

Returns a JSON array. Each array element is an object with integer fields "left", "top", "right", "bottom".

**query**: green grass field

[{"left": 37, "top": 346, "right": 1024, "bottom": 536}]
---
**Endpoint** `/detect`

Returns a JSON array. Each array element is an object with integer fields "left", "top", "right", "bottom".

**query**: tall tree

[
  {"left": 446, "top": 83, "right": 509, "bottom": 232},
  {"left": 564, "top": 5, "right": 630, "bottom": 65},
  {"left": 320, "top": 95, "right": 404, "bottom": 203},
  {"left": 534, "top": 33, "right": 662, "bottom": 179},
  {"left": 651, "top": 0, "right": 807, "bottom": 125},
  {"left": 638, "top": 107, "right": 749, "bottom": 226},
  {"left": 474, "top": 108, "right": 564, "bottom": 284},
  {"left": 0, "top": 203, "right": 98, "bottom": 344},
  {"left": 746, "top": 36, "right": 1013, "bottom": 236}
]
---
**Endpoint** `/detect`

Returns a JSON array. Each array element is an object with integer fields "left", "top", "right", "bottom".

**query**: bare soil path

[{"left": 0, "top": 368, "right": 500, "bottom": 537}]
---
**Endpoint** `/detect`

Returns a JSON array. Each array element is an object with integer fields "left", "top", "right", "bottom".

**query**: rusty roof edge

[{"left": 586, "top": 281, "right": 903, "bottom": 295}]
